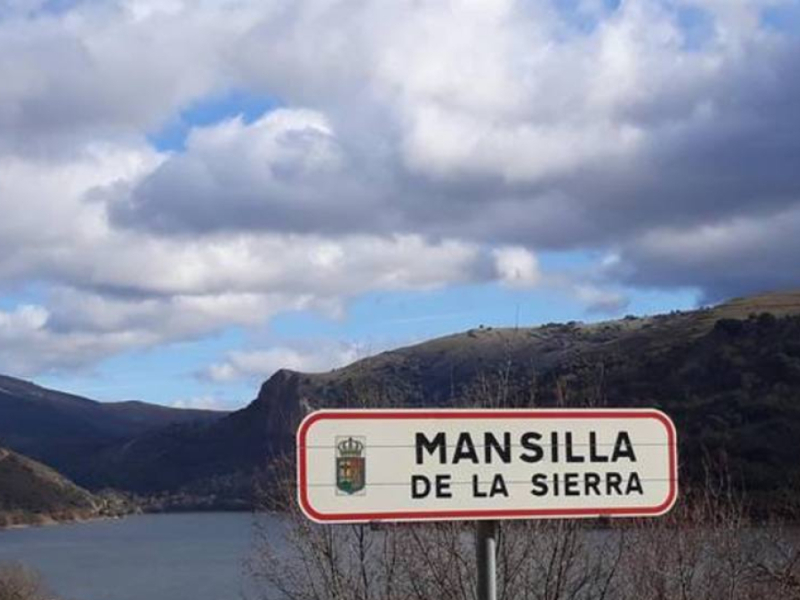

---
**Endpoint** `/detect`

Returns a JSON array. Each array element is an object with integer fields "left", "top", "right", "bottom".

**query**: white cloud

[
  {"left": 493, "top": 246, "right": 541, "bottom": 288},
  {"left": 573, "top": 285, "right": 629, "bottom": 315},
  {"left": 171, "top": 395, "right": 225, "bottom": 411},
  {"left": 0, "top": 302, "right": 149, "bottom": 376},
  {"left": 613, "top": 204, "right": 800, "bottom": 302},
  {"left": 205, "top": 342, "right": 363, "bottom": 383},
  {"left": 0, "top": 0, "right": 258, "bottom": 155},
  {"left": 0, "top": 304, "right": 48, "bottom": 334},
  {"left": 0, "top": 144, "right": 159, "bottom": 279}
]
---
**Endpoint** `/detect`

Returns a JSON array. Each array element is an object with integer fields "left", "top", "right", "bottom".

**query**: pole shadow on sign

[{"left": 296, "top": 408, "right": 679, "bottom": 600}]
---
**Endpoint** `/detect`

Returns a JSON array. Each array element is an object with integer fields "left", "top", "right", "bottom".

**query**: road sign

[{"left": 297, "top": 408, "right": 678, "bottom": 524}]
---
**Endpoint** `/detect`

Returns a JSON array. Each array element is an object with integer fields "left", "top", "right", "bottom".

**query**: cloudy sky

[{"left": 1, "top": 0, "right": 798, "bottom": 409}]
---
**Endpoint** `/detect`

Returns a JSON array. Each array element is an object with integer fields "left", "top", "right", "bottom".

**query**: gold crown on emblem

[{"left": 338, "top": 437, "right": 364, "bottom": 457}]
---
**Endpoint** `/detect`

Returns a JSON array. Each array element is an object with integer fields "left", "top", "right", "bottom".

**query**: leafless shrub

[
  {"left": 0, "top": 563, "right": 51, "bottom": 600},
  {"left": 248, "top": 466, "right": 799, "bottom": 600},
  {"left": 618, "top": 480, "right": 750, "bottom": 600},
  {"left": 494, "top": 520, "right": 624, "bottom": 600},
  {"left": 247, "top": 456, "right": 627, "bottom": 600},
  {"left": 616, "top": 465, "right": 800, "bottom": 600},
  {"left": 748, "top": 498, "right": 800, "bottom": 599}
]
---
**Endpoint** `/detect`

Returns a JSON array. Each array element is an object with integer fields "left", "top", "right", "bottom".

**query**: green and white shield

[{"left": 336, "top": 436, "right": 366, "bottom": 494}]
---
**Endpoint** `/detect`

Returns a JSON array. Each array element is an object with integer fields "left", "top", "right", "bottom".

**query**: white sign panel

[{"left": 297, "top": 408, "right": 677, "bottom": 523}]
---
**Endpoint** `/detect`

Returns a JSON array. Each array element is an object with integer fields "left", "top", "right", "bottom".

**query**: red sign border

[{"left": 297, "top": 408, "right": 678, "bottom": 523}]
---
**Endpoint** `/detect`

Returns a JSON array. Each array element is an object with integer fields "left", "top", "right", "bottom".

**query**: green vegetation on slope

[{"left": 0, "top": 447, "right": 134, "bottom": 527}]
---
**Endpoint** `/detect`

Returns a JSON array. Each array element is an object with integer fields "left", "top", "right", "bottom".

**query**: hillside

[
  {"left": 0, "top": 447, "right": 126, "bottom": 527},
  {"left": 0, "top": 375, "right": 228, "bottom": 483},
  {"left": 72, "top": 291, "right": 800, "bottom": 512}
]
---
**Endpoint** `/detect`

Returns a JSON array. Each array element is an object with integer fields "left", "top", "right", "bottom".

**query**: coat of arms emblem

[{"left": 336, "top": 436, "right": 366, "bottom": 494}]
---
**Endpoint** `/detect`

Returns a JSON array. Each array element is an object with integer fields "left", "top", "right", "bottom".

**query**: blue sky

[
  {"left": 1, "top": 0, "right": 798, "bottom": 410},
  {"left": 148, "top": 89, "right": 279, "bottom": 153}
]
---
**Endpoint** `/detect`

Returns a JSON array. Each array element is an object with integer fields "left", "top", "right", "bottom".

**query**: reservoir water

[{"left": 0, "top": 512, "right": 274, "bottom": 600}]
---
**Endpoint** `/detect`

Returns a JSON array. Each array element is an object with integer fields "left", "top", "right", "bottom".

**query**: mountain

[
  {"left": 74, "top": 370, "right": 299, "bottom": 495},
  {"left": 0, "top": 375, "right": 228, "bottom": 483},
  {"left": 78, "top": 291, "right": 800, "bottom": 511},
  {"left": 0, "top": 446, "right": 123, "bottom": 527}
]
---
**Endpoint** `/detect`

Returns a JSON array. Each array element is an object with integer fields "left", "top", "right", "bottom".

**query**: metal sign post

[{"left": 476, "top": 520, "right": 498, "bottom": 600}]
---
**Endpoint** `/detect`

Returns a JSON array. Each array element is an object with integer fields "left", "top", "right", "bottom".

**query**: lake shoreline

[
  {"left": 5, "top": 509, "right": 799, "bottom": 532},
  {"left": 0, "top": 507, "right": 139, "bottom": 531},
  {"left": 0, "top": 504, "right": 257, "bottom": 531}
]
